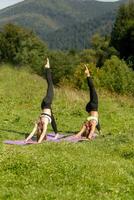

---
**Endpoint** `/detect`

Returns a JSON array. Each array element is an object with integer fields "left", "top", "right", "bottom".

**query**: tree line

[{"left": 0, "top": 1, "right": 134, "bottom": 96}]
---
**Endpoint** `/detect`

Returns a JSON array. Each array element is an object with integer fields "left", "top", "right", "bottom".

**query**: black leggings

[
  {"left": 86, "top": 77, "right": 101, "bottom": 131},
  {"left": 41, "top": 68, "right": 58, "bottom": 134},
  {"left": 41, "top": 68, "right": 53, "bottom": 109},
  {"left": 86, "top": 77, "right": 98, "bottom": 112}
]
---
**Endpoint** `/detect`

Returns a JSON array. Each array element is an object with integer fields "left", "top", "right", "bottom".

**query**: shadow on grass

[
  {"left": 0, "top": 128, "right": 27, "bottom": 136},
  {"left": 0, "top": 129, "right": 76, "bottom": 139},
  {"left": 58, "top": 130, "right": 77, "bottom": 134}
]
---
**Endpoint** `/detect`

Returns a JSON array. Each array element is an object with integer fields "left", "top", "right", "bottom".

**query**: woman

[
  {"left": 25, "top": 58, "right": 59, "bottom": 143},
  {"left": 75, "top": 65, "right": 101, "bottom": 140}
]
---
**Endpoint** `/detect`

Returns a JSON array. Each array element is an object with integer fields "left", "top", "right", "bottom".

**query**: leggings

[
  {"left": 86, "top": 77, "right": 98, "bottom": 111},
  {"left": 86, "top": 77, "right": 101, "bottom": 131},
  {"left": 41, "top": 68, "right": 53, "bottom": 109},
  {"left": 41, "top": 68, "right": 58, "bottom": 134}
]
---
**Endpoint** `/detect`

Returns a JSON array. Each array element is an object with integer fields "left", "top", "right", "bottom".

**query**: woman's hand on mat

[
  {"left": 88, "top": 135, "right": 93, "bottom": 140},
  {"left": 54, "top": 133, "right": 60, "bottom": 140},
  {"left": 25, "top": 137, "right": 30, "bottom": 142},
  {"left": 73, "top": 133, "right": 81, "bottom": 138},
  {"left": 84, "top": 65, "right": 90, "bottom": 77}
]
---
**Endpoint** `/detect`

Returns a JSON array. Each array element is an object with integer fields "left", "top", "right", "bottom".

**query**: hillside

[
  {"left": 0, "top": 0, "right": 127, "bottom": 49},
  {"left": 0, "top": 65, "right": 134, "bottom": 200},
  {"left": 46, "top": 11, "right": 115, "bottom": 49}
]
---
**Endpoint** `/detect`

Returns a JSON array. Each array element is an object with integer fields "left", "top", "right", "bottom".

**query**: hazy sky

[
  {"left": 96, "top": 0, "right": 119, "bottom": 2},
  {"left": 0, "top": 0, "right": 24, "bottom": 10}
]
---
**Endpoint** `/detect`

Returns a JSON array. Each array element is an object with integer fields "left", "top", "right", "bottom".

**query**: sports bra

[
  {"left": 87, "top": 116, "right": 98, "bottom": 125},
  {"left": 41, "top": 113, "right": 52, "bottom": 123}
]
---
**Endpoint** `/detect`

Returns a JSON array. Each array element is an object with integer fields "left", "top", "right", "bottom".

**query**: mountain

[
  {"left": 45, "top": 11, "right": 115, "bottom": 50},
  {"left": 0, "top": 0, "right": 127, "bottom": 49}
]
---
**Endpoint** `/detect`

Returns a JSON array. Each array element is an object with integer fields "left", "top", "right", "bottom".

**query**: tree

[
  {"left": 99, "top": 56, "right": 134, "bottom": 95},
  {"left": 91, "top": 33, "right": 118, "bottom": 67},
  {"left": 110, "top": 1, "right": 134, "bottom": 69},
  {"left": 0, "top": 23, "right": 48, "bottom": 73},
  {"left": 48, "top": 50, "right": 79, "bottom": 85}
]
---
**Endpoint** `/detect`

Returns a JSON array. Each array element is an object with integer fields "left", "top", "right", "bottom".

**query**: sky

[
  {"left": 96, "top": 0, "right": 119, "bottom": 2},
  {"left": 0, "top": 0, "right": 24, "bottom": 10}
]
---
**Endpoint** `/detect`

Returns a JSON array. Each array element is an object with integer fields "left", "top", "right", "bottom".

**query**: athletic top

[
  {"left": 41, "top": 113, "right": 52, "bottom": 123},
  {"left": 87, "top": 116, "right": 98, "bottom": 125}
]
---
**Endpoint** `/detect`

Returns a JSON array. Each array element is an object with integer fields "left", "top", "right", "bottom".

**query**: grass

[{"left": 0, "top": 65, "right": 134, "bottom": 200}]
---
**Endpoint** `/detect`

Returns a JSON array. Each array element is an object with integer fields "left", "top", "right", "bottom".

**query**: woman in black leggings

[
  {"left": 25, "top": 58, "right": 58, "bottom": 143},
  {"left": 75, "top": 66, "right": 101, "bottom": 140}
]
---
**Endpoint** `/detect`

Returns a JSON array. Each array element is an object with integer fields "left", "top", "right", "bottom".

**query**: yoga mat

[{"left": 4, "top": 133, "right": 98, "bottom": 145}]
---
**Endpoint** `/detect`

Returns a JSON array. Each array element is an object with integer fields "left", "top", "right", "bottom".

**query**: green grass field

[{"left": 0, "top": 65, "right": 134, "bottom": 200}]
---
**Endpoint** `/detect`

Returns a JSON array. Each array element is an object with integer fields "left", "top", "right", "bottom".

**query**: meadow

[{"left": 0, "top": 65, "right": 134, "bottom": 200}]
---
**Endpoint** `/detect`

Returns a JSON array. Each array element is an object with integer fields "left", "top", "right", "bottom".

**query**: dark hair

[
  {"left": 85, "top": 121, "right": 92, "bottom": 137},
  {"left": 37, "top": 117, "right": 44, "bottom": 133}
]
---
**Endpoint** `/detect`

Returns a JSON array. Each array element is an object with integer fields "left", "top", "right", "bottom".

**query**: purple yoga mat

[{"left": 4, "top": 133, "right": 98, "bottom": 145}]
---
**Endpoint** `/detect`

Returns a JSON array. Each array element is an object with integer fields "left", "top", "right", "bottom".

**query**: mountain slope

[
  {"left": 0, "top": 0, "right": 127, "bottom": 49},
  {"left": 45, "top": 11, "right": 115, "bottom": 49}
]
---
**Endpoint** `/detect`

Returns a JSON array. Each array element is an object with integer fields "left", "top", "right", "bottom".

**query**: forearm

[
  {"left": 38, "top": 131, "right": 47, "bottom": 143},
  {"left": 88, "top": 126, "right": 96, "bottom": 139},
  {"left": 38, "top": 123, "right": 48, "bottom": 143},
  {"left": 25, "top": 124, "right": 37, "bottom": 141},
  {"left": 25, "top": 133, "right": 34, "bottom": 141},
  {"left": 76, "top": 125, "right": 86, "bottom": 137},
  {"left": 51, "top": 114, "right": 58, "bottom": 134}
]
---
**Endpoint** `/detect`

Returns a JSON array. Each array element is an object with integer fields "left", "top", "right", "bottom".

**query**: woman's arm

[
  {"left": 25, "top": 123, "right": 38, "bottom": 142},
  {"left": 37, "top": 119, "right": 49, "bottom": 143},
  {"left": 75, "top": 124, "right": 86, "bottom": 138},
  {"left": 88, "top": 124, "right": 96, "bottom": 140}
]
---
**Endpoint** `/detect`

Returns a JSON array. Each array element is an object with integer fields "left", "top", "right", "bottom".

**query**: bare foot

[
  {"left": 45, "top": 58, "right": 50, "bottom": 68},
  {"left": 84, "top": 65, "right": 90, "bottom": 77}
]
